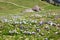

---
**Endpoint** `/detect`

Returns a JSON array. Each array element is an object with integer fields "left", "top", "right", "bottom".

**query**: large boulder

[
  {"left": 23, "top": 5, "right": 42, "bottom": 13},
  {"left": 32, "top": 5, "right": 41, "bottom": 12}
]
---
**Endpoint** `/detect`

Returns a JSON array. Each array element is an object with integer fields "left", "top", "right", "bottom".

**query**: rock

[
  {"left": 46, "top": 21, "right": 56, "bottom": 26},
  {"left": 52, "top": 23, "right": 56, "bottom": 26},
  {"left": 57, "top": 24, "right": 60, "bottom": 27},
  {"left": 46, "top": 21, "right": 52, "bottom": 25},
  {"left": 36, "top": 28, "right": 41, "bottom": 32},
  {"left": 45, "top": 25, "right": 50, "bottom": 31},
  {"left": 9, "top": 30, "right": 18, "bottom": 34},
  {"left": 32, "top": 5, "right": 41, "bottom": 12},
  {"left": 3, "top": 18, "right": 9, "bottom": 22},
  {"left": 45, "top": 38, "right": 48, "bottom": 40},
  {"left": 31, "top": 20, "right": 37, "bottom": 23},
  {"left": 55, "top": 32, "right": 59, "bottom": 35},
  {"left": 31, "top": 31, "right": 36, "bottom": 35},
  {"left": 19, "top": 21, "right": 23, "bottom": 24},
  {"left": 23, "top": 31, "right": 31, "bottom": 35},
  {"left": 39, "top": 21, "right": 44, "bottom": 25}
]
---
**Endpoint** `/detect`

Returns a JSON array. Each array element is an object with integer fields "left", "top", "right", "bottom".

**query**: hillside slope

[
  {"left": 0, "top": 0, "right": 60, "bottom": 15},
  {"left": 0, "top": 0, "right": 60, "bottom": 40}
]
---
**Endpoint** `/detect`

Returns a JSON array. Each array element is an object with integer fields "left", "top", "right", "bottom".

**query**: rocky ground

[{"left": 0, "top": 0, "right": 60, "bottom": 40}]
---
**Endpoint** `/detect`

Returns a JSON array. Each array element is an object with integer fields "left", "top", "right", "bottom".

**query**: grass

[{"left": 0, "top": 0, "right": 60, "bottom": 40}]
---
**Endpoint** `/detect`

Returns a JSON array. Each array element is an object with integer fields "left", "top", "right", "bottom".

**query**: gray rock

[
  {"left": 23, "top": 31, "right": 31, "bottom": 35},
  {"left": 46, "top": 21, "right": 56, "bottom": 26},
  {"left": 32, "top": 5, "right": 41, "bottom": 12},
  {"left": 57, "top": 24, "right": 60, "bottom": 27},
  {"left": 9, "top": 30, "right": 18, "bottom": 34},
  {"left": 31, "top": 31, "right": 36, "bottom": 35},
  {"left": 45, "top": 38, "right": 48, "bottom": 40},
  {"left": 3, "top": 18, "right": 9, "bottom": 22},
  {"left": 55, "top": 32, "right": 59, "bottom": 35},
  {"left": 36, "top": 28, "right": 41, "bottom": 32},
  {"left": 31, "top": 20, "right": 37, "bottom": 23},
  {"left": 45, "top": 25, "right": 50, "bottom": 31},
  {"left": 19, "top": 21, "right": 23, "bottom": 24},
  {"left": 39, "top": 21, "right": 44, "bottom": 25}
]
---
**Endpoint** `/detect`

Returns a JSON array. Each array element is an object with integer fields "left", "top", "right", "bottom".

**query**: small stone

[
  {"left": 55, "top": 32, "right": 59, "bottom": 34},
  {"left": 23, "top": 31, "right": 31, "bottom": 35},
  {"left": 39, "top": 21, "right": 44, "bottom": 25},
  {"left": 3, "top": 18, "right": 9, "bottom": 22},
  {"left": 45, "top": 38, "right": 48, "bottom": 40},
  {"left": 47, "top": 21, "right": 52, "bottom": 25},
  {"left": 52, "top": 23, "right": 56, "bottom": 26},
  {"left": 19, "top": 21, "right": 23, "bottom": 24},
  {"left": 47, "top": 21, "right": 56, "bottom": 26},
  {"left": 31, "top": 20, "right": 37, "bottom": 23},
  {"left": 31, "top": 31, "right": 36, "bottom": 35},
  {"left": 9, "top": 30, "right": 18, "bottom": 34},
  {"left": 45, "top": 25, "right": 50, "bottom": 31},
  {"left": 57, "top": 24, "right": 60, "bottom": 27},
  {"left": 36, "top": 28, "right": 41, "bottom": 32}
]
